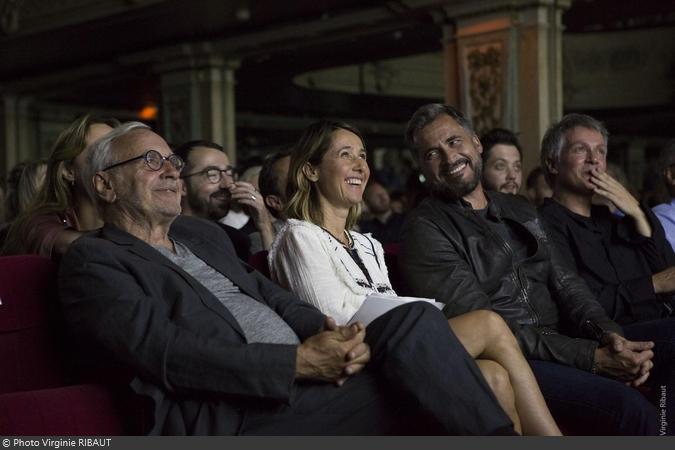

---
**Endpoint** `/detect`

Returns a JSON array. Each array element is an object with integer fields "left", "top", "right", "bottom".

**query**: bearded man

[{"left": 399, "top": 103, "right": 660, "bottom": 435}]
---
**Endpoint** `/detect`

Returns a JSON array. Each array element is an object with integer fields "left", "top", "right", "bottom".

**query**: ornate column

[
  {"left": 157, "top": 55, "right": 240, "bottom": 163},
  {"left": 442, "top": 0, "right": 571, "bottom": 173}
]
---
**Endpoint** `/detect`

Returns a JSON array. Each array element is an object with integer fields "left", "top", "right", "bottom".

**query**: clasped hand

[
  {"left": 594, "top": 332, "right": 654, "bottom": 387},
  {"left": 295, "top": 317, "right": 370, "bottom": 386}
]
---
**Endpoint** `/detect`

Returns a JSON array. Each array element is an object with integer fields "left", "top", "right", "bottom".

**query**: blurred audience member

[
  {"left": 389, "top": 190, "right": 405, "bottom": 215},
  {"left": 259, "top": 150, "right": 291, "bottom": 230},
  {"left": 241, "top": 165, "right": 261, "bottom": 190},
  {"left": 1, "top": 115, "right": 117, "bottom": 258},
  {"left": 0, "top": 176, "right": 6, "bottom": 223},
  {"left": 525, "top": 166, "right": 552, "bottom": 207},
  {"left": 0, "top": 162, "right": 28, "bottom": 244},
  {"left": 2, "top": 161, "right": 28, "bottom": 223},
  {"left": 480, "top": 128, "right": 523, "bottom": 194},
  {"left": 175, "top": 140, "right": 251, "bottom": 260},
  {"left": 358, "top": 178, "right": 406, "bottom": 245},
  {"left": 17, "top": 159, "right": 48, "bottom": 215},
  {"left": 220, "top": 164, "right": 276, "bottom": 252},
  {"left": 652, "top": 139, "right": 675, "bottom": 253}
]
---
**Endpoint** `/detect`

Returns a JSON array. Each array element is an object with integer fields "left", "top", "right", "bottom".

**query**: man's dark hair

[
  {"left": 480, "top": 128, "right": 523, "bottom": 162},
  {"left": 174, "top": 140, "right": 225, "bottom": 170},
  {"left": 405, "top": 104, "right": 475, "bottom": 152},
  {"left": 259, "top": 150, "right": 291, "bottom": 199}
]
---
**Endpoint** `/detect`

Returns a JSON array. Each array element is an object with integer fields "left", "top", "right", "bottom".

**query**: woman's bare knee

[{"left": 477, "top": 360, "right": 511, "bottom": 394}]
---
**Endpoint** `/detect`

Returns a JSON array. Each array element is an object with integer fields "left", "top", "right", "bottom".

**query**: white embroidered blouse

[{"left": 268, "top": 219, "right": 396, "bottom": 325}]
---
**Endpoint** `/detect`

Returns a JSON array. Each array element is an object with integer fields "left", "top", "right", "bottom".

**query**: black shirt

[{"left": 539, "top": 198, "right": 675, "bottom": 324}]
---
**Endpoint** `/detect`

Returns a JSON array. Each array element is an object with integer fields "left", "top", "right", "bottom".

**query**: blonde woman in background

[{"left": 1, "top": 115, "right": 117, "bottom": 258}]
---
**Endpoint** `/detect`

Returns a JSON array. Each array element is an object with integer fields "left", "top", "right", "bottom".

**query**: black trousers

[
  {"left": 624, "top": 317, "right": 675, "bottom": 436},
  {"left": 530, "top": 317, "right": 675, "bottom": 436},
  {"left": 240, "top": 302, "right": 513, "bottom": 435}
]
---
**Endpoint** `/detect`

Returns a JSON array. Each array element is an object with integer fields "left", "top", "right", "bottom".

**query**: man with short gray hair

[
  {"left": 538, "top": 113, "right": 675, "bottom": 435},
  {"left": 58, "top": 123, "right": 517, "bottom": 435}
]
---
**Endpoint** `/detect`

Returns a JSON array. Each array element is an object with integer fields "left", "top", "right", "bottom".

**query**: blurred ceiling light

[{"left": 139, "top": 105, "right": 158, "bottom": 121}]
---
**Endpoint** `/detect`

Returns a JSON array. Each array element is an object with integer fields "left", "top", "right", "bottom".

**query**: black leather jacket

[{"left": 400, "top": 192, "right": 622, "bottom": 371}]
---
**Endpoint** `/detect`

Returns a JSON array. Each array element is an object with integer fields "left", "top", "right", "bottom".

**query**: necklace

[
  {"left": 321, "top": 226, "right": 354, "bottom": 249},
  {"left": 343, "top": 229, "right": 354, "bottom": 249}
]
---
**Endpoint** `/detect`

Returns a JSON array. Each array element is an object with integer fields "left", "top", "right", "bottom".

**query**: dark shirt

[
  {"left": 539, "top": 198, "right": 675, "bottom": 324},
  {"left": 217, "top": 223, "right": 251, "bottom": 261},
  {"left": 359, "top": 212, "right": 406, "bottom": 245}
]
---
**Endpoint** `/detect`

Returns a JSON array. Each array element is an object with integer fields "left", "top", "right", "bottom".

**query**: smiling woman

[{"left": 268, "top": 119, "right": 562, "bottom": 436}]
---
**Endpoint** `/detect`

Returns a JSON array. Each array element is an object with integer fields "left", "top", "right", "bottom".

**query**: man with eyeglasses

[
  {"left": 173, "top": 140, "right": 252, "bottom": 260},
  {"left": 175, "top": 140, "right": 276, "bottom": 259},
  {"left": 58, "top": 120, "right": 519, "bottom": 436}
]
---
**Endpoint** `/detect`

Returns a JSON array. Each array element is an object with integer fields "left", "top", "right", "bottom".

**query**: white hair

[{"left": 83, "top": 121, "right": 151, "bottom": 204}]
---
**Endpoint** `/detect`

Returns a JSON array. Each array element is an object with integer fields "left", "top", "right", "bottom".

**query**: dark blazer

[
  {"left": 400, "top": 193, "right": 621, "bottom": 372},
  {"left": 539, "top": 199, "right": 675, "bottom": 324},
  {"left": 58, "top": 215, "right": 325, "bottom": 435}
]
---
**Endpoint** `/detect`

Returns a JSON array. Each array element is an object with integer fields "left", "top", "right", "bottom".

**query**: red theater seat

[
  {"left": 0, "top": 384, "right": 125, "bottom": 435},
  {"left": 249, "top": 250, "right": 271, "bottom": 279},
  {"left": 0, "top": 255, "right": 140, "bottom": 435},
  {"left": 382, "top": 243, "right": 413, "bottom": 296},
  {"left": 0, "top": 255, "right": 72, "bottom": 393}
]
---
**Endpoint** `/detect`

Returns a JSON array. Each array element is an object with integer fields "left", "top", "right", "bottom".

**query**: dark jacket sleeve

[
  {"left": 58, "top": 238, "right": 302, "bottom": 403},
  {"left": 401, "top": 213, "right": 602, "bottom": 371}
]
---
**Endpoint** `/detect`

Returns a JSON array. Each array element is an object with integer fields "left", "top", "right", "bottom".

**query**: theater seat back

[
  {"left": 0, "top": 384, "right": 126, "bottom": 435},
  {"left": 0, "top": 255, "right": 72, "bottom": 393},
  {"left": 249, "top": 250, "right": 271, "bottom": 279},
  {"left": 383, "top": 243, "right": 413, "bottom": 296}
]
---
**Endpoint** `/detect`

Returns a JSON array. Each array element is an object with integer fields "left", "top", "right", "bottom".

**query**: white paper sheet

[{"left": 347, "top": 294, "right": 444, "bottom": 326}]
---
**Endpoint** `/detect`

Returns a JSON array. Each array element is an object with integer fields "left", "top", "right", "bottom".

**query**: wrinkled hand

[
  {"left": 594, "top": 332, "right": 654, "bottom": 387},
  {"left": 652, "top": 266, "right": 675, "bottom": 295},
  {"left": 590, "top": 168, "right": 651, "bottom": 236},
  {"left": 296, "top": 317, "right": 370, "bottom": 386}
]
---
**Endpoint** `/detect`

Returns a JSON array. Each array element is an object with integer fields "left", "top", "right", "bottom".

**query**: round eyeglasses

[
  {"left": 102, "top": 150, "right": 185, "bottom": 173},
  {"left": 181, "top": 166, "right": 236, "bottom": 184}
]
